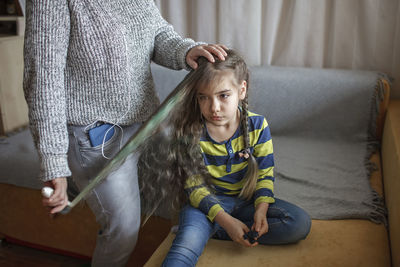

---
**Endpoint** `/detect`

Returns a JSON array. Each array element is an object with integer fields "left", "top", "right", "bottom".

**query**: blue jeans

[
  {"left": 162, "top": 195, "right": 311, "bottom": 267},
  {"left": 68, "top": 122, "right": 142, "bottom": 267}
]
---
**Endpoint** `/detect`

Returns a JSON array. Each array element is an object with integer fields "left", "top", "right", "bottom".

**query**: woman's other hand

[{"left": 42, "top": 177, "right": 69, "bottom": 215}]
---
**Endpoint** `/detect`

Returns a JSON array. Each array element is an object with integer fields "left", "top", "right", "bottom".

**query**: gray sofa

[
  {"left": 1, "top": 63, "right": 398, "bottom": 267},
  {"left": 146, "top": 63, "right": 397, "bottom": 267}
]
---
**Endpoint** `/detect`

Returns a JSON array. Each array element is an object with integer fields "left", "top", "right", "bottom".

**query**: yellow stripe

[
  {"left": 248, "top": 111, "right": 257, "bottom": 117},
  {"left": 263, "top": 118, "right": 269, "bottom": 127},
  {"left": 211, "top": 177, "right": 246, "bottom": 191},
  {"left": 254, "top": 196, "right": 275, "bottom": 206},
  {"left": 207, "top": 204, "right": 223, "bottom": 222},
  {"left": 256, "top": 179, "right": 274, "bottom": 191},
  {"left": 249, "top": 128, "right": 262, "bottom": 147},
  {"left": 200, "top": 141, "right": 227, "bottom": 156},
  {"left": 189, "top": 187, "right": 211, "bottom": 208},
  {"left": 206, "top": 161, "right": 247, "bottom": 178},
  {"left": 232, "top": 118, "right": 269, "bottom": 148},
  {"left": 248, "top": 111, "right": 267, "bottom": 120},
  {"left": 258, "top": 166, "right": 274, "bottom": 179},
  {"left": 184, "top": 175, "right": 203, "bottom": 189},
  {"left": 253, "top": 139, "right": 273, "bottom": 157},
  {"left": 231, "top": 135, "right": 244, "bottom": 152}
]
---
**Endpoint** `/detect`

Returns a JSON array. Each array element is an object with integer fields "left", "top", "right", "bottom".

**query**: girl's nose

[{"left": 211, "top": 99, "right": 220, "bottom": 112}]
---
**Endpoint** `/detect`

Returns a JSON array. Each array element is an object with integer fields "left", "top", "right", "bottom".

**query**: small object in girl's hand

[{"left": 243, "top": 230, "right": 259, "bottom": 244}]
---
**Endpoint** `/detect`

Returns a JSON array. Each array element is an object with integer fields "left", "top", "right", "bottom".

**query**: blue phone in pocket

[{"left": 88, "top": 123, "right": 115, "bottom": 147}]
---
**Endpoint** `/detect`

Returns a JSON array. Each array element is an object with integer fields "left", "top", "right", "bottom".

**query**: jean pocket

[
  {"left": 77, "top": 128, "right": 120, "bottom": 170},
  {"left": 80, "top": 125, "right": 118, "bottom": 150}
]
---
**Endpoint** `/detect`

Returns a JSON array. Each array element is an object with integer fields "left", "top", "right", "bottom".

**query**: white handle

[
  {"left": 41, "top": 186, "right": 54, "bottom": 198},
  {"left": 41, "top": 186, "right": 72, "bottom": 208}
]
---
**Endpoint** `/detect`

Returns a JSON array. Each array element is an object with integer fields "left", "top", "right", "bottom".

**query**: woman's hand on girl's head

[
  {"left": 215, "top": 210, "right": 258, "bottom": 247},
  {"left": 252, "top": 202, "right": 270, "bottom": 238},
  {"left": 186, "top": 44, "right": 228, "bottom": 69}
]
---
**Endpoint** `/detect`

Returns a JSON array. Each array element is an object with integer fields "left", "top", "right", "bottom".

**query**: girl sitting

[{"left": 139, "top": 49, "right": 311, "bottom": 267}]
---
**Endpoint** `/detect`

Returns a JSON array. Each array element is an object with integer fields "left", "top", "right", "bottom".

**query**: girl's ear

[{"left": 239, "top": 80, "right": 247, "bottom": 100}]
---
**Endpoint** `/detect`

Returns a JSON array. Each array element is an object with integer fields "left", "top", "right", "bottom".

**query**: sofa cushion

[{"left": 144, "top": 219, "right": 390, "bottom": 267}]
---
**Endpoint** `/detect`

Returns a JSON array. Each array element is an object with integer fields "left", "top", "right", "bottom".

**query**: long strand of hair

[
  {"left": 138, "top": 62, "right": 214, "bottom": 224},
  {"left": 238, "top": 92, "right": 259, "bottom": 200}
]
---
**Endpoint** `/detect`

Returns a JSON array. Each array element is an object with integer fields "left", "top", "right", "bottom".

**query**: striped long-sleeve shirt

[{"left": 185, "top": 111, "right": 275, "bottom": 221}]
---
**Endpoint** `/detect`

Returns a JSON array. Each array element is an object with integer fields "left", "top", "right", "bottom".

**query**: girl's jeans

[
  {"left": 68, "top": 123, "right": 141, "bottom": 267},
  {"left": 162, "top": 195, "right": 311, "bottom": 267}
]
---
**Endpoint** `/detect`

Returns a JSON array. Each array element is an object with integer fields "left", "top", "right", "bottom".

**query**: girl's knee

[
  {"left": 169, "top": 215, "right": 212, "bottom": 261},
  {"left": 174, "top": 223, "right": 212, "bottom": 250},
  {"left": 288, "top": 208, "right": 312, "bottom": 242}
]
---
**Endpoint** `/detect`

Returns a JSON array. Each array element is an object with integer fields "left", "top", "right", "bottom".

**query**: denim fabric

[
  {"left": 162, "top": 195, "right": 311, "bottom": 267},
  {"left": 68, "top": 123, "right": 141, "bottom": 267}
]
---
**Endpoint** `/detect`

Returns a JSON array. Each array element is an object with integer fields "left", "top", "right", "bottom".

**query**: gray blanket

[{"left": 249, "top": 66, "right": 387, "bottom": 224}]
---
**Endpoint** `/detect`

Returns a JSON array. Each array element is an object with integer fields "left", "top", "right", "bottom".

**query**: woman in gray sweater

[{"left": 23, "top": 1, "right": 226, "bottom": 266}]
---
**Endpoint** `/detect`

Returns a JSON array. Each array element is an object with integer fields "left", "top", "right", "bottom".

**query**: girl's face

[{"left": 197, "top": 71, "right": 247, "bottom": 129}]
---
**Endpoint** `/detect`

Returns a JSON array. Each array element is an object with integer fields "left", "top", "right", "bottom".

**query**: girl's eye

[
  {"left": 220, "top": 94, "right": 229, "bottom": 99},
  {"left": 198, "top": 95, "right": 208, "bottom": 101}
]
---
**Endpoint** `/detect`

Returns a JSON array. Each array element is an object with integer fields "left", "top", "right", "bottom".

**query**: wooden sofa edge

[{"left": 382, "top": 99, "right": 400, "bottom": 267}]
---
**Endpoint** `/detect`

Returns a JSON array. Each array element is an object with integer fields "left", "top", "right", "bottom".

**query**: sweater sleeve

[
  {"left": 185, "top": 175, "right": 223, "bottom": 222},
  {"left": 23, "top": 0, "right": 71, "bottom": 181},
  {"left": 150, "top": 1, "right": 206, "bottom": 71},
  {"left": 253, "top": 118, "right": 275, "bottom": 206}
]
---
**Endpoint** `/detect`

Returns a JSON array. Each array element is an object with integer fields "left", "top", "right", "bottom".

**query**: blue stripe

[
  {"left": 257, "top": 176, "right": 275, "bottom": 182},
  {"left": 203, "top": 154, "right": 228, "bottom": 166},
  {"left": 213, "top": 184, "right": 234, "bottom": 194},
  {"left": 213, "top": 167, "right": 248, "bottom": 184},
  {"left": 254, "top": 188, "right": 274, "bottom": 199},
  {"left": 248, "top": 115, "right": 265, "bottom": 131},
  {"left": 255, "top": 126, "right": 272, "bottom": 145},
  {"left": 256, "top": 153, "right": 274, "bottom": 169},
  {"left": 230, "top": 128, "right": 241, "bottom": 140},
  {"left": 198, "top": 194, "right": 221, "bottom": 214},
  {"left": 203, "top": 153, "right": 250, "bottom": 167}
]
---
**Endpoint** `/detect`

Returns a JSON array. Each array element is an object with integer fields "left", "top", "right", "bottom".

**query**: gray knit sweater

[{"left": 23, "top": 0, "right": 200, "bottom": 181}]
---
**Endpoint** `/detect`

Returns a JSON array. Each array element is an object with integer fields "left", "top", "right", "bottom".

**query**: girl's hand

[
  {"left": 186, "top": 44, "right": 228, "bottom": 69},
  {"left": 252, "top": 202, "right": 269, "bottom": 239},
  {"left": 42, "top": 177, "right": 69, "bottom": 215},
  {"left": 215, "top": 211, "right": 257, "bottom": 247}
]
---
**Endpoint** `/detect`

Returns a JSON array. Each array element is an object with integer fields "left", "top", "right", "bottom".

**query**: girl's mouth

[{"left": 211, "top": 116, "right": 222, "bottom": 121}]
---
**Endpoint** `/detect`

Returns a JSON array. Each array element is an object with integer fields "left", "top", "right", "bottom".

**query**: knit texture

[{"left": 23, "top": 0, "right": 201, "bottom": 181}]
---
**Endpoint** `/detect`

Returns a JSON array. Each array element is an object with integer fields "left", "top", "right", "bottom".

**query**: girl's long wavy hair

[{"left": 138, "top": 50, "right": 259, "bottom": 222}]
